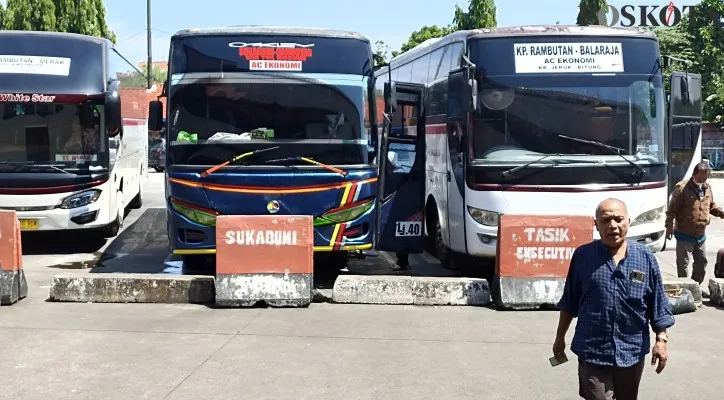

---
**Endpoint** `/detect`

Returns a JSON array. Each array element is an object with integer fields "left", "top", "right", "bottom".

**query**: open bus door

[
  {"left": 667, "top": 71, "right": 703, "bottom": 197},
  {"left": 375, "top": 81, "right": 427, "bottom": 253}
]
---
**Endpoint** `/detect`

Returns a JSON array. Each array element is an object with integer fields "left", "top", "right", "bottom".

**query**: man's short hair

[
  {"left": 694, "top": 162, "right": 711, "bottom": 175},
  {"left": 595, "top": 198, "right": 628, "bottom": 219}
]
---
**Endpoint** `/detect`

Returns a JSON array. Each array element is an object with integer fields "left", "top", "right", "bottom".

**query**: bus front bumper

[{"left": 168, "top": 209, "right": 375, "bottom": 255}]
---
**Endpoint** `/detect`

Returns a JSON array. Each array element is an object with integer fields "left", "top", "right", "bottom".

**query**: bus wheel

[
  {"left": 434, "top": 218, "right": 452, "bottom": 268},
  {"left": 182, "top": 255, "right": 212, "bottom": 270},
  {"left": 129, "top": 177, "right": 143, "bottom": 209},
  {"left": 101, "top": 208, "right": 123, "bottom": 238},
  {"left": 314, "top": 252, "right": 348, "bottom": 270}
]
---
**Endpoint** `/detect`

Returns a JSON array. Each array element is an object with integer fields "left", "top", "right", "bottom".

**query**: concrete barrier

[
  {"left": 48, "top": 273, "right": 215, "bottom": 303},
  {"left": 332, "top": 275, "right": 492, "bottom": 306},
  {"left": 215, "top": 215, "right": 313, "bottom": 307},
  {"left": 709, "top": 278, "right": 724, "bottom": 307},
  {"left": 493, "top": 214, "right": 594, "bottom": 310},
  {"left": 663, "top": 278, "right": 703, "bottom": 308},
  {"left": 0, "top": 210, "right": 27, "bottom": 305}
]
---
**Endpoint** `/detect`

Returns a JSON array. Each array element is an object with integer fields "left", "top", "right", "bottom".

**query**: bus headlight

[
  {"left": 314, "top": 199, "right": 374, "bottom": 227},
  {"left": 467, "top": 206, "right": 501, "bottom": 227},
  {"left": 631, "top": 206, "right": 665, "bottom": 226},
  {"left": 170, "top": 197, "right": 218, "bottom": 227},
  {"left": 60, "top": 189, "right": 101, "bottom": 209}
]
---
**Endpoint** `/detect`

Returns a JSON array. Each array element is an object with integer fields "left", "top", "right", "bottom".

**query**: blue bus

[{"left": 148, "top": 26, "right": 427, "bottom": 268}]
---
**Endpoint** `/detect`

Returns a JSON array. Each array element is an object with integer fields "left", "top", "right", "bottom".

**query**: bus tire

[
  {"left": 182, "top": 254, "right": 211, "bottom": 270},
  {"left": 434, "top": 217, "right": 453, "bottom": 269},
  {"left": 128, "top": 168, "right": 144, "bottom": 209},
  {"left": 100, "top": 207, "right": 123, "bottom": 238}
]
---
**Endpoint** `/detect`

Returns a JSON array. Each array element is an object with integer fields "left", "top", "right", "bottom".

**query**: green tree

[
  {"left": 653, "top": 0, "right": 724, "bottom": 128},
  {"left": 2, "top": 0, "right": 116, "bottom": 43},
  {"left": 395, "top": 25, "right": 453, "bottom": 57},
  {"left": 53, "top": 0, "right": 74, "bottom": 32},
  {"left": 117, "top": 64, "right": 166, "bottom": 87},
  {"left": 373, "top": 40, "right": 390, "bottom": 67},
  {"left": 453, "top": 0, "right": 497, "bottom": 30},
  {"left": 653, "top": 25, "right": 696, "bottom": 92},
  {"left": 576, "top": 0, "right": 608, "bottom": 26},
  {"left": 0, "top": 3, "right": 5, "bottom": 29},
  {"left": 681, "top": 0, "right": 724, "bottom": 127},
  {"left": 4, "top": 0, "right": 56, "bottom": 31},
  {"left": 91, "top": 0, "right": 116, "bottom": 43}
]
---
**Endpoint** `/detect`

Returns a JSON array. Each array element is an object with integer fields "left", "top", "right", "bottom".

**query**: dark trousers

[
  {"left": 578, "top": 358, "right": 645, "bottom": 400},
  {"left": 676, "top": 239, "right": 707, "bottom": 284},
  {"left": 395, "top": 252, "right": 408, "bottom": 267}
]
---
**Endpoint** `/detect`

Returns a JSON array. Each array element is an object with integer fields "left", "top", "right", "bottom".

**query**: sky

[{"left": 0, "top": 0, "right": 703, "bottom": 73}]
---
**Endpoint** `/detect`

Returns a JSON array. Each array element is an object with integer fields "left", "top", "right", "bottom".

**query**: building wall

[{"left": 119, "top": 85, "right": 167, "bottom": 137}]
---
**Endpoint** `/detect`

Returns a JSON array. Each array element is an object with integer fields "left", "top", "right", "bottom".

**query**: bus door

[
  {"left": 375, "top": 82, "right": 427, "bottom": 253},
  {"left": 667, "top": 71, "right": 703, "bottom": 196}
]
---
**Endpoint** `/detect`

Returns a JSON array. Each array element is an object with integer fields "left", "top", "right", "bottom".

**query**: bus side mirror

[
  {"left": 448, "top": 68, "right": 473, "bottom": 114},
  {"left": 148, "top": 101, "right": 164, "bottom": 131},
  {"left": 470, "top": 78, "right": 478, "bottom": 112},
  {"left": 105, "top": 80, "right": 122, "bottom": 138},
  {"left": 384, "top": 81, "right": 397, "bottom": 114}
]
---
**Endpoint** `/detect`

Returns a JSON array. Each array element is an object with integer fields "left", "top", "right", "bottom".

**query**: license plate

[
  {"left": 19, "top": 219, "right": 39, "bottom": 230},
  {"left": 395, "top": 221, "right": 422, "bottom": 237}
]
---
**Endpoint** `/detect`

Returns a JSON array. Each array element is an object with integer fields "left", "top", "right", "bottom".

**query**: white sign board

[
  {"left": 513, "top": 43, "right": 624, "bottom": 74},
  {"left": 249, "top": 60, "right": 302, "bottom": 71},
  {"left": 0, "top": 55, "right": 71, "bottom": 76},
  {"left": 56, "top": 154, "right": 98, "bottom": 163}
]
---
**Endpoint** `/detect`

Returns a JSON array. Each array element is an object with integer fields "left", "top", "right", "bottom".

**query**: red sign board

[
  {"left": 229, "top": 42, "right": 314, "bottom": 61},
  {"left": 496, "top": 214, "right": 594, "bottom": 278}
]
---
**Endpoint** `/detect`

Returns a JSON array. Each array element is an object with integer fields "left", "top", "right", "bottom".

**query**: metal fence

[{"left": 703, "top": 147, "right": 724, "bottom": 170}]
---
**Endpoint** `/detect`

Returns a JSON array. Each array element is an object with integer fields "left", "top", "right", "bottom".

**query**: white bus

[
  {"left": 0, "top": 31, "right": 147, "bottom": 237},
  {"left": 375, "top": 25, "right": 703, "bottom": 271}
]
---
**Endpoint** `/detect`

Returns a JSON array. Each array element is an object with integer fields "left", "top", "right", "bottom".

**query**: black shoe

[{"left": 391, "top": 263, "right": 408, "bottom": 271}]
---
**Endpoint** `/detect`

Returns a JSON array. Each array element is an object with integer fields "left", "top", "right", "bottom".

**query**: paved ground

[{"left": 2, "top": 172, "right": 723, "bottom": 399}]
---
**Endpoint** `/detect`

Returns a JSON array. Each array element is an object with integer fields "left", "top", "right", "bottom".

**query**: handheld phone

[{"left": 549, "top": 354, "right": 568, "bottom": 367}]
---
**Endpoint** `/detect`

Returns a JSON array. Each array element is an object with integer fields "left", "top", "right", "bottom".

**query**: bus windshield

[
  {"left": 168, "top": 77, "right": 367, "bottom": 165},
  {"left": 0, "top": 101, "right": 108, "bottom": 171},
  {"left": 468, "top": 36, "right": 666, "bottom": 165}
]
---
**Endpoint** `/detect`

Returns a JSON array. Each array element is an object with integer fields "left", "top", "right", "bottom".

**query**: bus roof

[
  {"left": 172, "top": 25, "right": 370, "bottom": 43},
  {"left": 379, "top": 25, "right": 657, "bottom": 73},
  {"left": 0, "top": 30, "right": 110, "bottom": 45}
]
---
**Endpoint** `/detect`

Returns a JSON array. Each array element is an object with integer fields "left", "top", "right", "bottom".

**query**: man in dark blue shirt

[{"left": 553, "top": 198, "right": 674, "bottom": 400}]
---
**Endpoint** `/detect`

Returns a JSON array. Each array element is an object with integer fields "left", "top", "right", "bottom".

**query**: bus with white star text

[{"left": 0, "top": 31, "right": 147, "bottom": 237}]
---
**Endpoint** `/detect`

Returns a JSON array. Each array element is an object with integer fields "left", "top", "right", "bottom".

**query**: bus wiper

[
  {"left": 501, "top": 153, "right": 583, "bottom": 179},
  {"left": 264, "top": 156, "right": 348, "bottom": 177},
  {"left": 557, "top": 135, "right": 645, "bottom": 176},
  {"left": 199, "top": 146, "right": 280, "bottom": 178},
  {"left": 0, "top": 161, "right": 72, "bottom": 174}
]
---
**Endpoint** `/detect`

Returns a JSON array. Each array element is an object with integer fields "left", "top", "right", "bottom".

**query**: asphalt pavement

[{"left": 1, "top": 172, "right": 723, "bottom": 400}]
